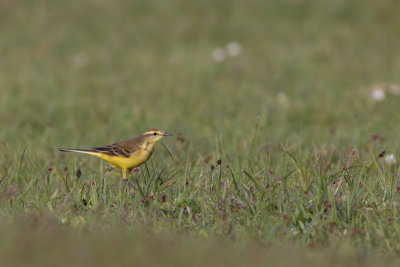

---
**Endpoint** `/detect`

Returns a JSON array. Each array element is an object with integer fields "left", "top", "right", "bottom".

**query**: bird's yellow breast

[{"left": 95, "top": 150, "right": 151, "bottom": 170}]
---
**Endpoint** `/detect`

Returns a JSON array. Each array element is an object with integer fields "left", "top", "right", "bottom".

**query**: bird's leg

[{"left": 122, "top": 168, "right": 128, "bottom": 183}]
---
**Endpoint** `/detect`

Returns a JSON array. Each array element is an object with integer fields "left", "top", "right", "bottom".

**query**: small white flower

[
  {"left": 384, "top": 154, "right": 396, "bottom": 164},
  {"left": 226, "top": 42, "right": 242, "bottom": 57},
  {"left": 212, "top": 48, "right": 227, "bottom": 62},
  {"left": 73, "top": 51, "right": 90, "bottom": 67},
  {"left": 371, "top": 88, "right": 385, "bottom": 101},
  {"left": 276, "top": 92, "right": 288, "bottom": 105},
  {"left": 60, "top": 218, "right": 67, "bottom": 224}
]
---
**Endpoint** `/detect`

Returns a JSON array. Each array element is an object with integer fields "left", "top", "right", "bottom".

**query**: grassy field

[{"left": 1, "top": 0, "right": 400, "bottom": 265}]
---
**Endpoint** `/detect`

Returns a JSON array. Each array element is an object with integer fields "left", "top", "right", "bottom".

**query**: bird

[{"left": 59, "top": 128, "right": 173, "bottom": 181}]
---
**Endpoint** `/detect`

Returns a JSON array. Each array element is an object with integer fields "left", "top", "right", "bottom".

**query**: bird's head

[{"left": 141, "top": 128, "right": 173, "bottom": 143}]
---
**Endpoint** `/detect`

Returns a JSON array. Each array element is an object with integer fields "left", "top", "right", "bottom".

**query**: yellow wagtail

[{"left": 59, "top": 128, "right": 173, "bottom": 181}]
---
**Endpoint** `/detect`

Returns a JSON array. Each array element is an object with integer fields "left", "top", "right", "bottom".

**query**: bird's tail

[{"left": 58, "top": 148, "right": 97, "bottom": 155}]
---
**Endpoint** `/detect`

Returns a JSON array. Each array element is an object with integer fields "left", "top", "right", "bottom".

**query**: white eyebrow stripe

[{"left": 142, "top": 130, "right": 162, "bottom": 135}]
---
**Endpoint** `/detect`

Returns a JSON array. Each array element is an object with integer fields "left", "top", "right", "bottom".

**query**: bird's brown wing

[
  {"left": 93, "top": 137, "right": 142, "bottom": 158},
  {"left": 92, "top": 145, "right": 131, "bottom": 157}
]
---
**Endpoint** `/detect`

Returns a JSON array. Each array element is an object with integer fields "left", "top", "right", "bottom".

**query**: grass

[{"left": 1, "top": 0, "right": 400, "bottom": 265}]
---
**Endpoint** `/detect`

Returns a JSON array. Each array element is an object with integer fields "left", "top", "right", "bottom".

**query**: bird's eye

[{"left": 153, "top": 132, "right": 157, "bottom": 135}]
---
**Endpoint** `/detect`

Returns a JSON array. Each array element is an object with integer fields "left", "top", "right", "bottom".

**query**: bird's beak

[{"left": 163, "top": 133, "right": 173, "bottom": 136}]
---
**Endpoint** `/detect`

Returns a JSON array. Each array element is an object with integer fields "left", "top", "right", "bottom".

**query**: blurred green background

[
  {"left": 2, "top": 0, "right": 399, "bottom": 150},
  {"left": 1, "top": 0, "right": 400, "bottom": 265}
]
